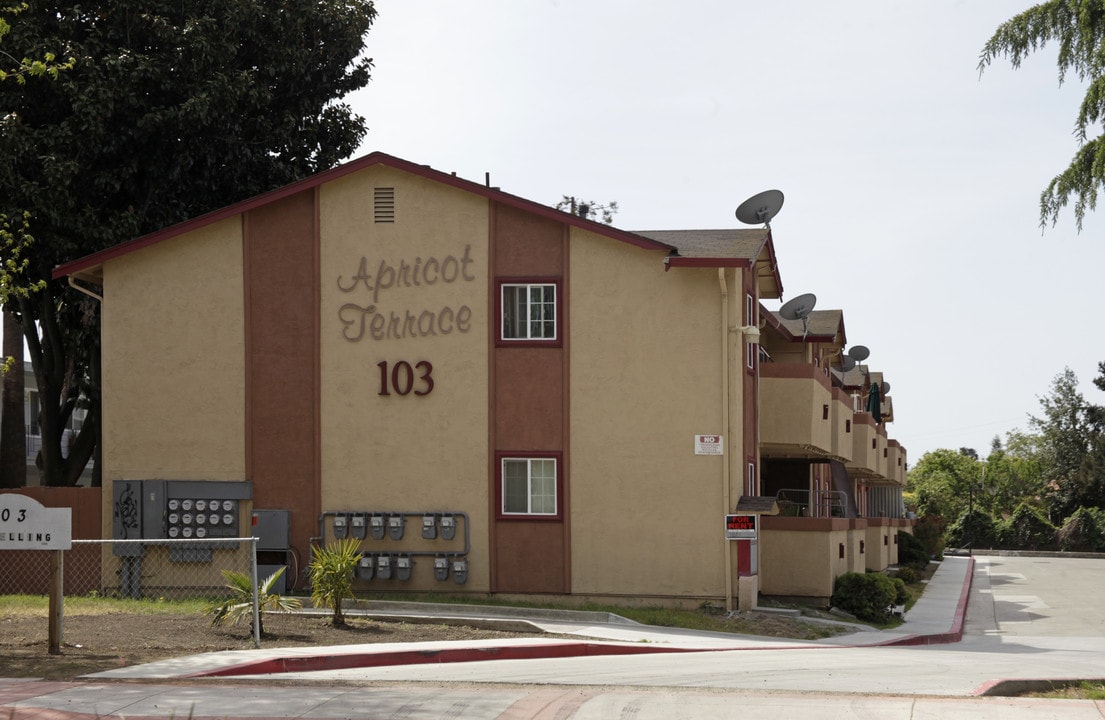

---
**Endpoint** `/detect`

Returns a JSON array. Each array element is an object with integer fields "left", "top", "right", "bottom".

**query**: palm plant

[
  {"left": 308, "top": 537, "right": 361, "bottom": 626},
  {"left": 205, "top": 566, "right": 301, "bottom": 636}
]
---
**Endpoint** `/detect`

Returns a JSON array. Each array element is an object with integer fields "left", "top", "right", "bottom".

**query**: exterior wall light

[{"left": 735, "top": 325, "right": 760, "bottom": 343}]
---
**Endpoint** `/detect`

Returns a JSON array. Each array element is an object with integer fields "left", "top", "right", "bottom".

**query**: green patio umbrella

[{"left": 867, "top": 383, "right": 882, "bottom": 424}]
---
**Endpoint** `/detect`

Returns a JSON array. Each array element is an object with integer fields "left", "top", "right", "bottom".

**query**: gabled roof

[
  {"left": 53, "top": 151, "right": 679, "bottom": 284},
  {"left": 763, "top": 308, "right": 844, "bottom": 343},
  {"left": 635, "top": 228, "right": 783, "bottom": 299}
]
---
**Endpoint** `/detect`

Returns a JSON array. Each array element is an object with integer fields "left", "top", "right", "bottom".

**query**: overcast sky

[{"left": 347, "top": 1, "right": 1105, "bottom": 464}]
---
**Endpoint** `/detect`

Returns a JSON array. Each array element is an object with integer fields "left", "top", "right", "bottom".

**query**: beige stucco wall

[
  {"left": 318, "top": 166, "right": 490, "bottom": 591},
  {"left": 831, "top": 389, "right": 853, "bottom": 461},
  {"left": 569, "top": 233, "right": 731, "bottom": 599},
  {"left": 849, "top": 415, "right": 878, "bottom": 474},
  {"left": 865, "top": 520, "right": 891, "bottom": 571},
  {"left": 101, "top": 218, "right": 246, "bottom": 482},
  {"left": 760, "top": 370, "right": 833, "bottom": 452},
  {"left": 760, "top": 521, "right": 852, "bottom": 598}
]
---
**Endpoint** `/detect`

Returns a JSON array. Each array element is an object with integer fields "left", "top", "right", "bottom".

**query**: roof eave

[{"left": 53, "top": 151, "right": 677, "bottom": 281}]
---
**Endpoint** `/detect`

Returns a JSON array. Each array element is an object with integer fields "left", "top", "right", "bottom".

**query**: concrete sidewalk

[
  {"left": 77, "top": 555, "right": 975, "bottom": 682},
  {"left": 11, "top": 556, "right": 1101, "bottom": 719}
]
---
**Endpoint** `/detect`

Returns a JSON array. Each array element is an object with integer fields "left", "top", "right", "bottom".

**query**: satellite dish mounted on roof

[
  {"left": 882, "top": 381, "right": 891, "bottom": 395},
  {"left": 847, "top": 345, "right": 870, "bottom": 363},
  {"left": 839, "top": 355, "right": 856, "bottom": 372},
  {"left": 779, "top": 292, "right": 816, "bottom": 338},
  {"left": 736, "top": 189, "right": 785, "bottom": 228}
]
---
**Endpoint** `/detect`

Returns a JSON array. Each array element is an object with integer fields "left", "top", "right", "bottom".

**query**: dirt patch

[{"left": 0, "top": 609, "right": 833, "bottom": 682}]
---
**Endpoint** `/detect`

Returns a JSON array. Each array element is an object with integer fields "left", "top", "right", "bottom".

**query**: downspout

[
  {"left": 718, "top": 269, "right": 734, "bottom": 612},
  {"left": 68, "top": 277, "right": 103, "bottom": 303}
]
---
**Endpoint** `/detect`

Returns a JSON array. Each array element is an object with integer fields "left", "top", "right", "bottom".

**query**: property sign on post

[
  {"left": 725, "top": 514, "right": 757, "bottom": 540},
  {"left": 0, "top": 495, "right": 72, "bottom": 550}
]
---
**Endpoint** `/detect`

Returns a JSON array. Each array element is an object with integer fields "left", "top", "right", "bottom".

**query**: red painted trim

[
  {"left": 53, "top": 152, "right": 675, "bottom": 280},
  {"left": 665, "top": 257, "right": 751, "bottom": 269},
  {"left": 560, "top": 223, "right": 572, "bottom": 592},
  {"left": 242, "top": 214, "right": 252, "bottom": 485},
  {"left": 494, "top": 451, "right": 564, "bottom": 521},
  {"left": 486, "top": 201, "right": 499, "bottom": 590}
]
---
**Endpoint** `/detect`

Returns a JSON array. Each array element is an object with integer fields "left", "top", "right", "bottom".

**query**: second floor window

[
  {"left": 502, "top": 457, "right": 558, "bottom": 516},
  {"left": 502, "top": 283, "right": 556, "bottom": 340}
]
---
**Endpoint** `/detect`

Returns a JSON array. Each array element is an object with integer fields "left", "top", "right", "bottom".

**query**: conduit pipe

[{"left": 718, "top": 269, "right": 734, "bottom": 612}]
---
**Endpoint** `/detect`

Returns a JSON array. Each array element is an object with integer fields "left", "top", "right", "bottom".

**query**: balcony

[
  {"left": 759, "top": 363, "right": 838, "bottom": 459},
  {"left": 847, "top": 412, "right": 880, "bottom": 478},
  {"left": 774, "top": 488, "right": 847, "bottom": 518},
  {"left": 886, "top": 440, "right": 906, "bottom": 485}
]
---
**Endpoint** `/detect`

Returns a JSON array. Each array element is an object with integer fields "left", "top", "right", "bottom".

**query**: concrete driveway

[{"left": 966, "top": 553, "right": 1105, "bottom": 637}]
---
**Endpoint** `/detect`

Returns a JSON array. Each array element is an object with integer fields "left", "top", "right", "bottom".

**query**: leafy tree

[
  {"left": 0, "top": 0, "right": 376, "bottom": 485},
  {"left": 1056, "top": 506, "right": 1105, "bottom": 551},
  {"left": 556, "top": 196, "right": 619, "bottom": 224},
  {"left": 0, "top": 3, "right": 73, "bottom": 83},
  {"left": 906, "top": 449, "right": 983, "bottom": 519},
  {"left": 995, "top": 502, "right": 1057, "bottom": 550},
  {"left": 1029, "top": 368, "right": 1092, "bottom": 520},
  {"left": 984, "top": 434, "right": 1046, "bottom": 517},
  {"left": 946, "top": 507, "right": 996, "bottom": 550},
  {"left": 913, "top": 514, "right": 946, "bottom": 559},
  {"left": 979, "top": 2, "right": 1105, "bottom": 230}
]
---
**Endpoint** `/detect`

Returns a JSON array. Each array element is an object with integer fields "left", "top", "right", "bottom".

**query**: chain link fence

[{"left": 1, "top": 537, "right": 262, "bottom": 648}]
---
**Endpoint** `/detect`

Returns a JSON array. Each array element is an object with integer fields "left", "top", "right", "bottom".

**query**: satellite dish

[
  {"left": 735, "top": 189, "right": 785, "bottom": 227},
  {"left": 847, "top": 345, "right": 870, "bottom": 362},
  {"left": 778, "top": 292, "right": 815, "bottom": 339},
  {"left": 779, "top": 293, "right": 816, "bottom": 321},
  {"left": 881, "top": 381, "right": 891, "bottom": 395},
  {"left": 839, "top": 356, "right": 857, "bottom": 372}
]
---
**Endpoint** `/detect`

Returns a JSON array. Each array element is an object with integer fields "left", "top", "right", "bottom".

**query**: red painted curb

[
  {"left": 184, "top": 642, "right": 709, "bottom": 678},
  {"left": 184, "top": 559, "right": 978, "bottom": 678},
  {"left": 879, "top": 556, "right": 974, "bottom": 647}
]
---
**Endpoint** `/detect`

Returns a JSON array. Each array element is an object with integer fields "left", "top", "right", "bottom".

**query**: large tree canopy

[
  {"left": 0, "top": 0, "right": 377, "bottom": 485},
  {"left": 980, "top": 1, "right": 1105, "bottom": 231}
]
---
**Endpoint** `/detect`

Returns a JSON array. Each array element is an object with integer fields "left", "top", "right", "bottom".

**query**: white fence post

[{"left": 251, "top": 536, "right": 260, "bottom": 649}]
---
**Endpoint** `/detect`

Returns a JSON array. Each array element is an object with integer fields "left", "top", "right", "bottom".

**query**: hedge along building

[{"left": 54, "top": 152, "right": 784, "bottom": 608}]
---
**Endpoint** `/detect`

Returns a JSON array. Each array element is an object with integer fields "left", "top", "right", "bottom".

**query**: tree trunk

[
  {"left": 18, "top": 288, "right": 95, "bottom": 487},
  {"left": 0, "top": 308, "right": 27, "bottom": 488}
]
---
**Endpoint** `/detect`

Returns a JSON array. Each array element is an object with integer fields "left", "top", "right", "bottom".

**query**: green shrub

[
  {"left": 913, "top": 514, "right": 946, "bottom": 559},
  {"left": 891, "top": 577, "right": 909, "bottom": 606},
  {"left": 895, "top": 565, "right": 919, "bottom": 584},
  {"left": 308, "top": 537, "right": 362, "bottom": 626},
  {"left": 897, "top": 531, "right": 928, "bottom": 569},
  {"left": 204, "top": 566, "right": 301, "bottom": 636},
  {"left": 996, "top": 503, "right": 1056, "bottom": 550},
  {"left": 947, "top": 507, "right": 996, "bottom": 549},
  {"left": 830, "top": 571, "right": 897, "bottom": 622},
  {"left": 1058, "top": 507, "right": 1105, "bottom": 552}
]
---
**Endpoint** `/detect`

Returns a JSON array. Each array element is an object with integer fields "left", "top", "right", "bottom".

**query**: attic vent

[{"left": 374, "top": 187, "right": 395, "bottom": 223}]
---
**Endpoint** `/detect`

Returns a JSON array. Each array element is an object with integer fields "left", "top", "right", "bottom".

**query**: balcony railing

[{"left": 775, "top": 488, "right": 848, "bottom": 518}]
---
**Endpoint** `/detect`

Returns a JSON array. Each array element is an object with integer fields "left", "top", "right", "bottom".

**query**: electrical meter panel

[{"left": 111, "top": 479, "right": 251, "bottom": 558}]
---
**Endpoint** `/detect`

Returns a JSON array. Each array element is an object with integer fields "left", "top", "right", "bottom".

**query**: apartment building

[{"left": 53, "top": 151, "right": 907, "bottom": 607}]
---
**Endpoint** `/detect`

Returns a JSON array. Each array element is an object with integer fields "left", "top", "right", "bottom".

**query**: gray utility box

[{"left": 251, "top": 509, "right": 291, "bottom": 593}]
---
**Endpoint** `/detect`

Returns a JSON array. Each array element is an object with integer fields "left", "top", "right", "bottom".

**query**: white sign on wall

[
  {"left": 694, "top": 435, "right": 724, "bottom": 455},
  {"left": 0, "top": 495, "right": 72, "bottom": 550}
]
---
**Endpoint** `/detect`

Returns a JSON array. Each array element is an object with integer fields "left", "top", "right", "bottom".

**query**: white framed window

[
  {"left": 501, "top": 457, "right": 558, "bottom": 516},
  {"left": 501, "top": 283, "right": 556, "bottom": 341},
  {"left": 746, "top": 461, "right": 757, "bottom": 496}
]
